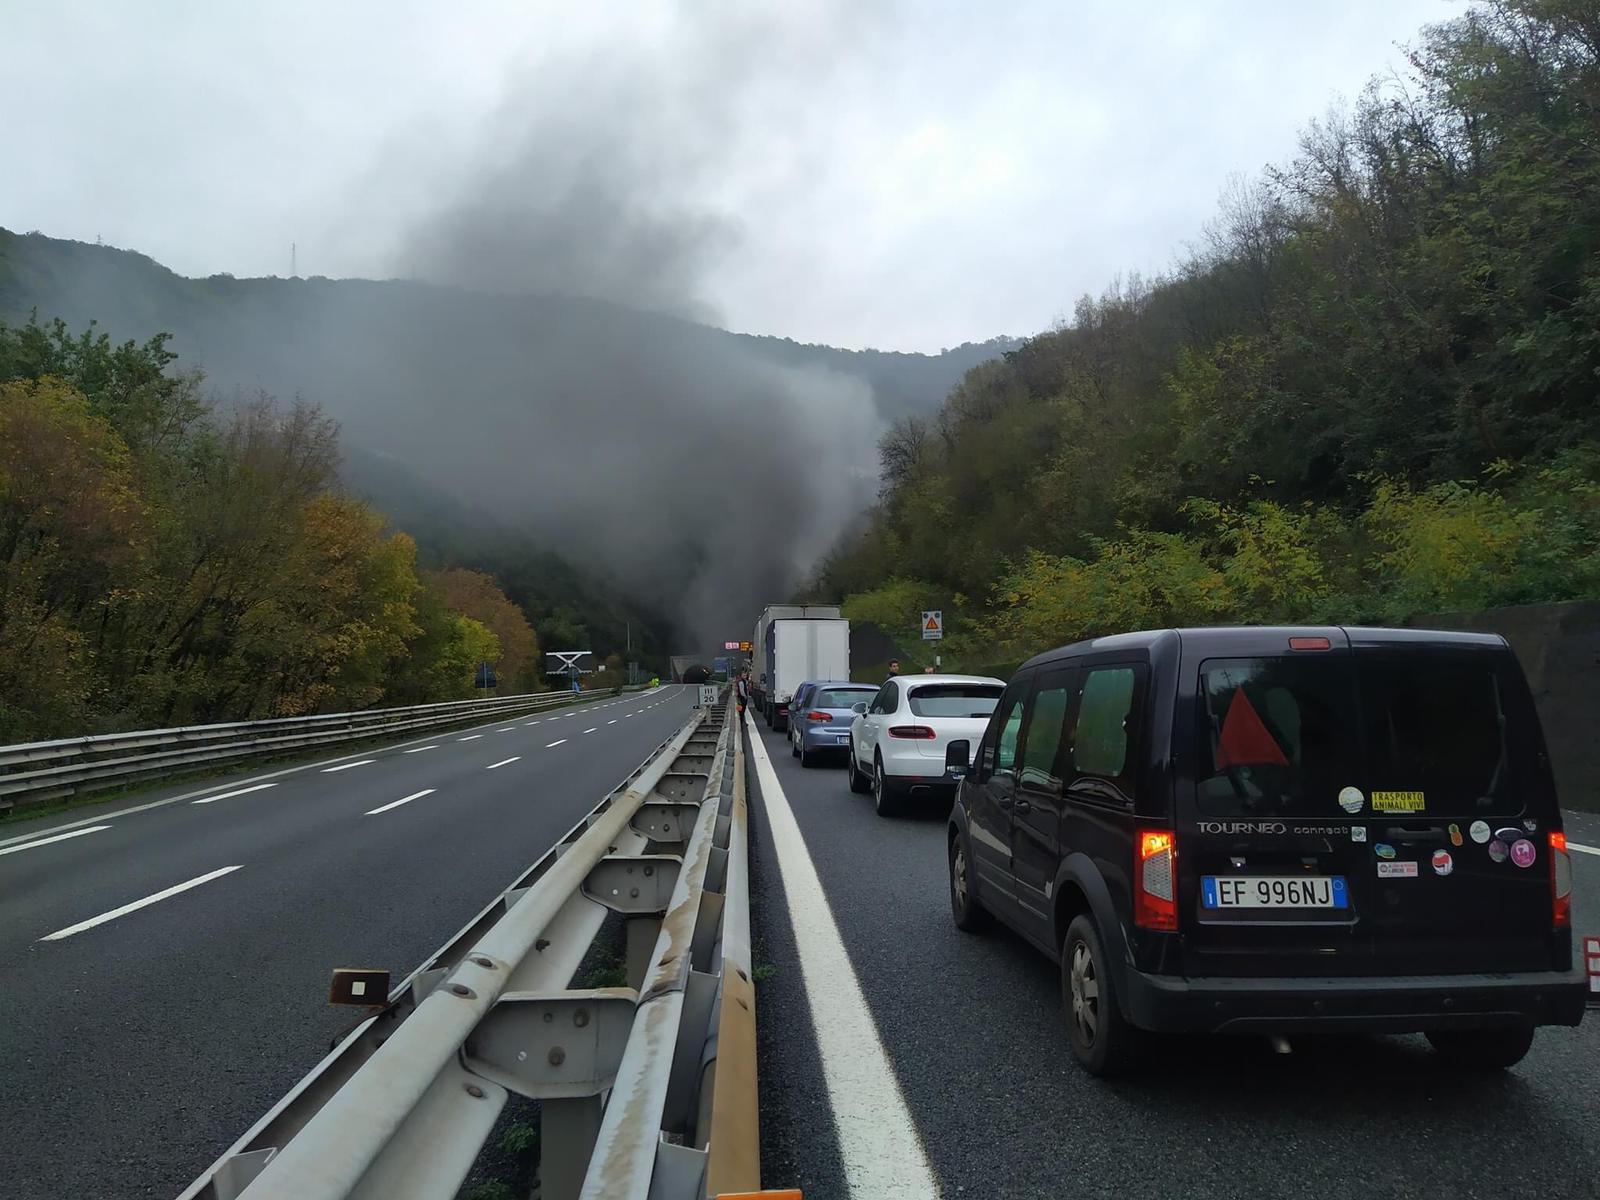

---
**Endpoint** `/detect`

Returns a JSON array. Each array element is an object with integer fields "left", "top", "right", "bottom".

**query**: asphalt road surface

[
  {"left": 745, "top": 714, "right": 1600, "bottom": 1200},
  {"left": 0, "top": 686, "right": 695, "bottom": 1200}
]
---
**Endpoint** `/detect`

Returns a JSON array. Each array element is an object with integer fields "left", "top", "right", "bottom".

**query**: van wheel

[
  {"left": 949, "top": 833, "right": 991, "bottom": 932},
  {"left": 1062, "top": 914, "right": 1139, "bottom": 1077},
  {"left": 873, "top": 757, "right": 902, "bottom": 818},
  {"left": 847, "top": 743, "right": 872, "bottom": 793},
  {"left": 1425, "top": 1026, "right": 1535, "bottom": 1070}
]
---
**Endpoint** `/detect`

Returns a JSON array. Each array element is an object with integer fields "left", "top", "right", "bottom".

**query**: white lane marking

[
  {"left": 743, "top": 711, "right": 940, "bottom": 1199},
  {"left": 486, "top": 757, "right": 521, "bottom": 770},
  {"left": 546, "top": 739, "right": 567, "bottom": 748},
  {"left": 524, "top": 721, "right": 540, "bottom": 727},
  {"left": 0, "top": 825, "right": 112, "bottom": 857},
  {"left": 39, "top": 865, "right": 244, "bottom": 942},
  {"left": 403, "top": 745, "right": 438, "bottom": 754},
  {"left": 190, "top": 783, "right": 277, "bottom": 805},
  {"left": 458, "top": 734, "right": 484, "bottom": 742},
  {"left": 608, "top": 720, "right": 618, "bottom": 725},
  {"left": 322, "top": 759, "right": 376, "bottom": 773},
  {"left": 1571, "top": 840, "right": 1600, "bottom": 857},
  {"left": 497, "top": 727, "right": 517, "bottom": 733},
  {"left": 582, "top": 727, "right": 598, "bottom": 734},
  {"left": 365, "top": 789, "right": 435, "bottom": 815}
]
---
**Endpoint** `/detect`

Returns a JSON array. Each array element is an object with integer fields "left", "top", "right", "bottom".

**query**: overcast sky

[{"left": 5, "top": 0, "right": 1454, "bottom": 351}]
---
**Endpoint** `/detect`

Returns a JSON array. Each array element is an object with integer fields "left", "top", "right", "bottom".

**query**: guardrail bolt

[
  {"left": 469, "top": 955, "right": 495, "bottom": 969},
  {"left": 543, "top": 1011, "right": 554, "bottom": 1023},
  {"left": 574, "top": 1008, "right": 590, "bottom": 1028},
  {"left": 465, "top": 1084, "right": 486, "bottom": 1099},
  {"left": 643, "top": 865, "right": 654, "bottom": 876},
  {"left": 549, "top": 1047, "right": 566, "bottom": 1066},
  {"left": 448, "top": 983, "right": 475, "bottom": 999},
  {"left": 629, "top": 887, "right": 640, "bottom": 898}
]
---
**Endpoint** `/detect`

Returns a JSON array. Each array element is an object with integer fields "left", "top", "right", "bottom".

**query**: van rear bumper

[{"left": 1122, "top": 966, "right": 1588, "bottom": 1034}]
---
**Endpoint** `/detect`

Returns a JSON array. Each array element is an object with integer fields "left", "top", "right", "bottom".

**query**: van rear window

[{"left": 1195, "top": 652, "right": 1529, "bottom": 819}]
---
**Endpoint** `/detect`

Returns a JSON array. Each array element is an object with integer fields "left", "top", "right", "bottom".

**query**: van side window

[
  {"left": 1071, "top": 666, "right": 1139, "bottom": 787},
  {"left": 979, "top": 679, "right": 1028, "bottom": 780},
  {"left": 1018, "top": 675, "right": 1074, "bottom": 791}
]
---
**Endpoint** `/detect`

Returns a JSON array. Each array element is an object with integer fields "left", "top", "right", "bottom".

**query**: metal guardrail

[
  {"left": 0, "top": 687, "right": 633, "bottom": 812},
  {"left": 177, "top": 691, "right": 761, "bottom": 1200}
]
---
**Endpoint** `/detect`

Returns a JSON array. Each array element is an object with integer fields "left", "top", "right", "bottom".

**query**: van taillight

[
  {"left": 1135, "top": 829, "right": 1178, "bottom": 931},
  {"left": 1288, "top": 636, "right": 1331, "bottom": 651},
  {"left": 1551, "top": 831, "right": 1572, "bottom": 930}
]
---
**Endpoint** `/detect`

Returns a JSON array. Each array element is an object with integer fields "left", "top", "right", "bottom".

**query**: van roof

[{"left": 1018, "top": 625, "right": 1509, "bottom": 672}]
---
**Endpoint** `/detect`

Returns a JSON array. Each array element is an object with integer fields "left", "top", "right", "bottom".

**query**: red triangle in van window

[{"left": 1216, "top": 688, "right": 1289, "bottom": 769}]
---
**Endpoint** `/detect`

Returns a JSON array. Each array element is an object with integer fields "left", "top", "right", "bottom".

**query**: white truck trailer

[{"left": 752, "top": 605, "right": 849, "bottom": 733}]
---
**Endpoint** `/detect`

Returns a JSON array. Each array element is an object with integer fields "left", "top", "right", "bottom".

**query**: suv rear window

[
  {"left": 1196, "top": 651, "right": 1533, "bottom": 819},
  {"left": 815, "top": 687, "right": 876, "bottom": 708},
  {"left": 908, "top": 684, "right": 1003, "bottom": 717}
]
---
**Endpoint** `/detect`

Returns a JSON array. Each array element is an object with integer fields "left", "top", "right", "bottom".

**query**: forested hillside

[
  {"left": 0, "top": 317, "right": 548, "bottom": 740},
  {"left": 819, "top": 0, "right": 1600, "bottom": 667}
]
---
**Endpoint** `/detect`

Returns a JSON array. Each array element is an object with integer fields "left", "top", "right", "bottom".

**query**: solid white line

[
  {"left": 39, "top": 865, "right": 244, "bottom": 942},
  {"left": 497, "top": 727, "right": 517, "bottom": 733},
  {"left": 321, "top": 759, "right": 376, "bottom": 773},
  {"left": 742, "top": 711, "right": 940, "bottom": 1198},
  {"left": 458, "top": 734, "right": 484, "bottom": 742},
  {"left": 1571, "top": 841, "right": 1600, "bottom": 857},
  {"left": 402, "top": 745, "right": 438, "bottom": 754},
  {"left": 365, "top": 789, "right": 435, "bottom": 816},
  {"left": 582, "top": 727, "right": 598, "bottom": 734},
  {"left": 486, "top": 757, "right": 521, "bottom": 770},
  {"left": 546, "top": 739, "right": 567, "bottom": 748},
  {"left": 0, "top": 825, "right": 113, "bottom": 857},
  {"left": 191, "top": 782, "right": 277, "bottom": 805}
]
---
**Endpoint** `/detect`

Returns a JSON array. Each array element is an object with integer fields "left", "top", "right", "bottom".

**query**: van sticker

[
  {"left": 1338, "top": 786, "right": 1365, "bottom": 815},
  {"left": 1494, "top": 827, "right": 1522, "bottom": 848},
  {"left": 1431, "top": 849, "right": 1453, "bottom": 876},
  {"left": 1447, "top": 823, "right": 1463, "bottom": 847},
  {"left": 1351, "top": 826, "right": 1367, "bottom": 843},
  {"left": 1378, "top": 861, "right": 1418, "bottom": 878},
  {"left": 1374, "top": 843, "right": 1397, "bottom": 859},
  {"left": 1372, "top": 791, "right": 1424, "bottom": 813},
  {"left": 1469, "top": 820, "right": 1491, "bottom": 845},
  {"left": 1510, "top": 839, "right": 1537, "bottom": 869},
  {"left": 1522, "top": 819, "right": 1537, "bottom": 833},
  {"left": 1487, "top": 839, "right": 1509, "bottom": 864}
]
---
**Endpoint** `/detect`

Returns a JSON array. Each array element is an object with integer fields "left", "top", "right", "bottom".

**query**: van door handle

[{"left": 1011, "top": 798, "right": 1032, "bottom": 815}]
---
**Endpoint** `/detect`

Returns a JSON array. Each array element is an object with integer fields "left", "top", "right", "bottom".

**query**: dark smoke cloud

[{"left": 363, "top": 1, "right": 894, "bottom": 649}]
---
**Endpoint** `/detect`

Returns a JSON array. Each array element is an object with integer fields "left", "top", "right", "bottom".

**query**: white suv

[{"left": 847, "top": 674, "right": 1006, "bottom": 816}]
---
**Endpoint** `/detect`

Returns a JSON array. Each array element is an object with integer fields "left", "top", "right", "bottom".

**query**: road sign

[
  {"left": 474, "top": 662, "right": 497, "bottom": 689},
  {"left": 740, "top": 641, "right": 752, "bottom": 652},
  {"left": 696, "top": 685, "right": 719, "bottom": 708},
  {"left": 724, "top": 640, "right": 741, "bottom": 650},
  {"left": 922, "top": 610, "right": 943, "bottom": 640}
]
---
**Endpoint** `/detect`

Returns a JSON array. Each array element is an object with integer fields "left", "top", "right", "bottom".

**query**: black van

[{"left": 945, "top": 626, "right": 1585, "bottom": 1075}]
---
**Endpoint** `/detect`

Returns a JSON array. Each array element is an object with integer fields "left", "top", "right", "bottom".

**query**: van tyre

[
  {"left": 949, "top": 832, "right": 991, "bottom": 932},
  {"left": 1425, "top": 1026, "right": 1535, "bottom": 1070},
  {"left": 872, "top": 756, "right": 902, "bottom": 818},
  {"left": 848, "top": 744, "right": 872, "bottom": 793},
  {"left": 1062, "top": 914, "right": 1140, "bottom": 1076}
]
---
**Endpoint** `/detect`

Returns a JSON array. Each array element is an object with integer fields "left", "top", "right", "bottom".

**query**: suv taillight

[
  {"left": 1552, "top": 831, "right": 1572, "bottom": 929},
  {"left": 887, "top": 725, "right": 936, "bottom": 739},
  {"left": 1135, "top": 829, "right": 1178, "bottom": 931}
]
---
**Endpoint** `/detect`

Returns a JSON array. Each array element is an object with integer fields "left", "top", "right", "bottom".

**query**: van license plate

[{"left": 1202, "top": 876, "right": 1348, "bottom": 909}]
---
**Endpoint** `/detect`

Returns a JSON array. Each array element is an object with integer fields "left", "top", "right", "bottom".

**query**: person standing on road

[{"left": 735, "top": 671, "right": 749, "bottom": 715}]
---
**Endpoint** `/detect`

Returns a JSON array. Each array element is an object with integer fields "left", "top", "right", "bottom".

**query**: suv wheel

[
  {"left": 1425, "top": 1026, "right": 1535, "bottom": 1070},
  {"left": 1062, "top": 914, "right": 1139, "bottom": 1076},
  {"left": 847, "top": 743, "right": 871, "bottom": 793},
  {"left": 949, "top": 833, "right": 990, "bottom": 932},
  {"left": 872, "top": 756, "right": 902, "bottom": 818}
]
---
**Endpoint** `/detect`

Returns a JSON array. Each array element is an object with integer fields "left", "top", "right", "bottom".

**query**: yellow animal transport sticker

[{"left": 1371, "top": 790, "right": 1425, "bottom": 813}]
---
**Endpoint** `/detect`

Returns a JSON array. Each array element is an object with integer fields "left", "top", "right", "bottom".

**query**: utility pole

[{"left": 291, "top": 242, "right": 297, "bottom": 278}]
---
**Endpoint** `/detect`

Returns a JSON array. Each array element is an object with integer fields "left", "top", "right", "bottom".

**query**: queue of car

[{"left": 755, "top": 625, "right": 1590, "bottom": 1078}]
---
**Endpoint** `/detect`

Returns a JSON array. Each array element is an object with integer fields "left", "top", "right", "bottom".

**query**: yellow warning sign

[{"left": 1372, "top": 790, "right": 1425, "bottom": 813}]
